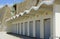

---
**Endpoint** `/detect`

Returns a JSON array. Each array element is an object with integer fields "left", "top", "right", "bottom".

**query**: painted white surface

[
  {"left": 17, "top": 24, "right": 18, "bottom": 34},
  {"left": 27, "top": 22, "right": 29, "bottom": 36},
  {"left": 7, "top": 6, "right": 53, "bottom": 38},
  {"left": 33, "top": 20, "right": 35, "bottom": 37},
  {"left": 20, "top": 23, "right": 21, "bottom": 34},
  {"left": 54, "top": 5, "right": 60, "bottom": 39},
  {"left": 55, "top": 13, "right": 60, "bottom": 37},
  {"left": 23, "top": 23, "right": 25, "bottom": 35}
]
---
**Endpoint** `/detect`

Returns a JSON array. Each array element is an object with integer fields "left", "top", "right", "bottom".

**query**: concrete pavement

[{"left": 0, "top": 32, "right": 35, "bottom": 39}]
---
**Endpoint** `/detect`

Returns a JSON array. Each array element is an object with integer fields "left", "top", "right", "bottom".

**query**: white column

[
  {"left": 17, "top": 23, "right": 18, "bottom": 34},
  {"left": 55, "top": 13, "right": 60, "bottom": 39},
  {"left": 53, "top": 5, "right": 60, "bottom": 39},
  {"left": 33, "top": 20, "right": 35, "bottom": 37},
  {"left": 50, "top": 17, "right": 54, "bottom": 39},
  {"left": 40, "top": 19, "right": 44, "bottom": 38},
  {"left": 23, "top": 22, "right": 25, "bottom": 35},
  {"left": 20, "top": 23, "right": 21, "bottom": 34},
  {"left": 27, "top": 21, "right": 29, "bottom": 36}
]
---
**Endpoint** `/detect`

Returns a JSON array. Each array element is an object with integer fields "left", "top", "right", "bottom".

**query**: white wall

[
  {"left": 55, "top": 13, "right": 60, "bottom": 36},
  {"left": 7, "top": 5, "right": 53, "bottom": 38},
  {"left": 11, "top": 11, "right": 53, "bottom": 38},
  {"left": 54, "top": 4, "right": 60, "bottom": 39}
]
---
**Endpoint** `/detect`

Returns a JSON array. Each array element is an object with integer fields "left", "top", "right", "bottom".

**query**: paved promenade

[{"left": 0, "top": 32, "right": 35, "bottom": 39}]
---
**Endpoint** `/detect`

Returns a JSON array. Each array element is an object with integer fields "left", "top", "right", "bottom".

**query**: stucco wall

[
  {"left": 7, "top": 5, "right": 53, "bottom": 38},
  {"left": 54, "top": 4, "right": 60, "bottom": 39}
]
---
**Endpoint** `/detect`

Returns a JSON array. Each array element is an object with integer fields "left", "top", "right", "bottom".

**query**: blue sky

[{"left": 0, "top": 0, "right": 24, "bottom": 8}]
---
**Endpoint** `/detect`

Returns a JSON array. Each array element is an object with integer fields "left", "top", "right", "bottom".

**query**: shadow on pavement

[{"left": 7, "top": 32, "right": 36, "bottom": 39}]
